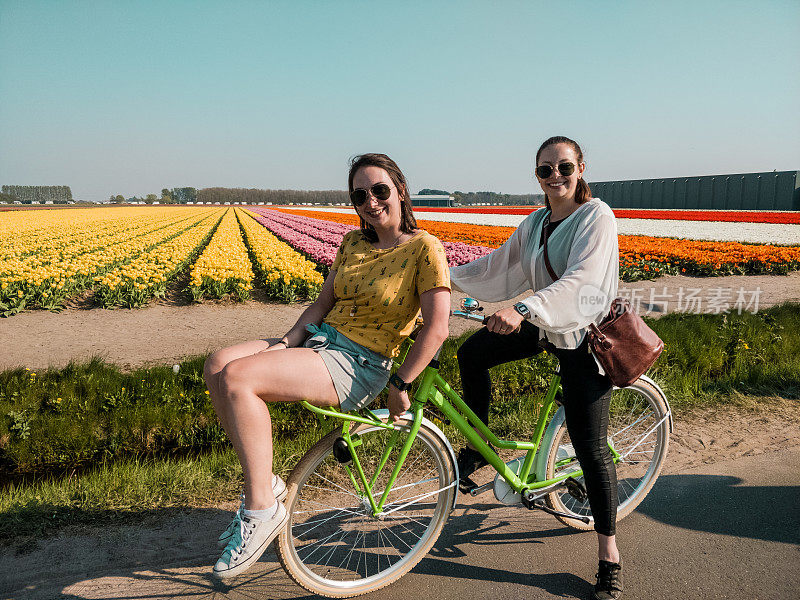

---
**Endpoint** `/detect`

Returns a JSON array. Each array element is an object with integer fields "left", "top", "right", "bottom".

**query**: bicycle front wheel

[
  {"left": 544, "top": 377, "right": 670, "bottom": 530},
  {"left": 276, "top": 417, "right": 457, "bottom": 598}
]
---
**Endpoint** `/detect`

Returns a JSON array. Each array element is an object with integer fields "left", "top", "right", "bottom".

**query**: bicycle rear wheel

[
  {"left": 544, "top": 377, "right": 670, "bottom": 530},
  {"left": 276, "top": 417, "right": 456, "bottom": 598}
]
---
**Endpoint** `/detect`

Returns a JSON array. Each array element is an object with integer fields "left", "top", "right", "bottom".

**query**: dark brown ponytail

[{"left": 536, "top": 136, "right": 592, "bottom": 211}]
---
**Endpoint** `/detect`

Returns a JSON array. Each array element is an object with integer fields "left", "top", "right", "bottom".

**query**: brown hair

[
  {"left": 348, "top": 153, "right": 417, "bottom": 243},
  {"left": 535, "top": 136, "right": 592, "bottom": 211}
]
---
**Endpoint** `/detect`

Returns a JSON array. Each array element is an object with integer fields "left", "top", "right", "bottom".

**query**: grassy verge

[{"left": 1, "top": 303, "right": 798, "bottom": 543}]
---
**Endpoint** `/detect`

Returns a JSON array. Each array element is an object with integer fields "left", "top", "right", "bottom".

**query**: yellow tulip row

[
  {"left": 239, "top": 209, "right": 323, "bottom": 301},
  {"left": 94, "top": 209, "right": 225, "bottom": 307},
  {"left": 0, "top": 207, "right": 185, "bottom": 262},
  {"left": 188, "top": 209, "right": 254, "bottom": 301},
  {"left": 0, "top": 210, "right": 197, "bottom": 279},
  {"left": 1, "top": 208, "right": 217, "bottom": 313},
  {"left": 0, "top": 208, "right": 121, "bottom": 259},
  {"left": 0, "top": 206, "right": 326, "bottom": 314}
]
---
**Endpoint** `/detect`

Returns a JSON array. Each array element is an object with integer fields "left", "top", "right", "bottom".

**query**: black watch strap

[{"left": 389, "top": 373, "right": 410, "bottom": 392}]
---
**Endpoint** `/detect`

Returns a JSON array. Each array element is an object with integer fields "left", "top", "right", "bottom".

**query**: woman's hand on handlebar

[
  {"left": 387, "top": 386, "right": 411, "bottom": 423},
  {"left": 485, "top": 306, "right": 525, "bottom": 335}
]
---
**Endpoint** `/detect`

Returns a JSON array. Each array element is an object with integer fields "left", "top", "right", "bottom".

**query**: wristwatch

[
  {"left": 513, "top": 302, "right": 532, "bottom": 319},
  {"left": 389, "top": 373, "right": 411, "bottom": 392}
]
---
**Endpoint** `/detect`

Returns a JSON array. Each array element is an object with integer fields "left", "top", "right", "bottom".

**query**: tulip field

[
  {"left": 1, "top": 204, "right": 799, "bottom": 316},
  {"left": 270, "top": 208, "right": 800, "bottom": 280}
]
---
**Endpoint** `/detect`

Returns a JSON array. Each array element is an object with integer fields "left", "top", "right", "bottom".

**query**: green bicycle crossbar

[{"left": 298, "top": 360, "right": 582, "bottom": 514}]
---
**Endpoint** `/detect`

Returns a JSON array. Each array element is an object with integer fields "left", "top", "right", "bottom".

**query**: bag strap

[{"left": 541, "top": 212, "right": 559, "bottom": 282}]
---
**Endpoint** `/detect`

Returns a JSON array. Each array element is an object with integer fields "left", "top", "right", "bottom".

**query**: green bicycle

[{"left": 275, "top": 298, "right": 672, "bottom": 598}]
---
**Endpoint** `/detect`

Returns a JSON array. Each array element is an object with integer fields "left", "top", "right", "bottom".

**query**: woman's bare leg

[
  {"left": 204, "top": 340, "right": 272, "bottom": 435},
  {"left": 215, "top": 347, "right": 338, "bottom": 510},
  {"left": 599, "top": 533, "right": 620, "bottom": 563}
]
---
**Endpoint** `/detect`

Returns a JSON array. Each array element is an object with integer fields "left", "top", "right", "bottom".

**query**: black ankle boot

[{"left": 592, "top": 559, "right": 623, "bottom": 600}]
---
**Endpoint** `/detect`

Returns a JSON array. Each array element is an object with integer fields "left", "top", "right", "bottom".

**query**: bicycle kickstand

[{"left": 521, "top": 488, "right": 592, "bottom": 524}]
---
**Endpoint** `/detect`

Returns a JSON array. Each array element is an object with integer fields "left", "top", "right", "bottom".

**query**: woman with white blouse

[{"left": 450, "top": 136, "right": 624, "bottom": 600}]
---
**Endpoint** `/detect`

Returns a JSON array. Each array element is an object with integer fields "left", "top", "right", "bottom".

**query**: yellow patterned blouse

[{"left": 323, "top": 229, "right": 450, "bottom": 358}]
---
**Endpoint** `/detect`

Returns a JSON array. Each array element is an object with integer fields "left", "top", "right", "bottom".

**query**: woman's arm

[
  {"left": 449, "top": 212, "right": 533, "bottom": 301},
  {"left": 275, "top": 270, "right": 337, "bottom": 348},
  {"left": 387, "top": 286, "right": 451, "bottom": 421}
]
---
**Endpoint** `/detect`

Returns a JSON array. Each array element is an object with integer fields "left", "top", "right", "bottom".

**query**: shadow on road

[
  {"left": 637, "top": 474, "right": 800, "bottom": 545},
  {"left": 417, "top": 505, "right": 590, "bottom": 598}
]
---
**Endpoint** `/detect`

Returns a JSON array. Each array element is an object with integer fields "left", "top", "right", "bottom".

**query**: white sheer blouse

[{"left": 450, "top": 198, "right": 619, "bottom": 351}]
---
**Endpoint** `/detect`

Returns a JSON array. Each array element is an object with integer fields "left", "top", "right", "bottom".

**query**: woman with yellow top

[{"left": 204, "top": 153, "right": 451, "bottom": 580}]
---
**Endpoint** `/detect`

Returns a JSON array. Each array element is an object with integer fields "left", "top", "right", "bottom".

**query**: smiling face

[
  {"left": 351, "top": 165, "right": 404, "bottom": 233},
  {"left": 536, "top": 142, "right": 586, "bottom": 203}
]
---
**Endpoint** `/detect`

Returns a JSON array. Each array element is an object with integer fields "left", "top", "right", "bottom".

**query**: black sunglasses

[
  {"left": 535, "top": 162, "right": 576, "bottom": 179},
  {"left": 350, "top": 183, "right": 394, "bottom": 207}
]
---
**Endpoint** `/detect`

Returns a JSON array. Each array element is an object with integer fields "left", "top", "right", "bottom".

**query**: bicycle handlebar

[{"left": 451, "top": 310, "right": 489, "bottom": 324}]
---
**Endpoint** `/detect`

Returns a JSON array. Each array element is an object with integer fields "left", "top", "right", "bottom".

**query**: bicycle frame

[{"left": 300, "top": 341, "right": 614, "bottom": 517}]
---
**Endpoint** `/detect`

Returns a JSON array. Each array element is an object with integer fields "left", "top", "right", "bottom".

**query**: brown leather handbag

[
  {"left": 586, "top": 298, "right": 664, "bottom": 387},
  {"left": 541, "top": 214, "right": 663, "bottom": 388}
]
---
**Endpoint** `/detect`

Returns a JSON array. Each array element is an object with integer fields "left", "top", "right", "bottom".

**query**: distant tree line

[
  {"left": 197, "top": 188, "right": 350, "bottom": 205},
  {"left": 453, "top": 191, "right": 545, "bottom": 206},
  {"left": 103, "top": 185, "right": 544, "bottom": 207},
  {"left": 417, "top": 188, "right": 545, "bottom": 206},
  {"left": 1, "top": 185, "right": 73, "bottom": 204},
  {"left": 109, "top": 187, "right": 197, "bottom": 204}
]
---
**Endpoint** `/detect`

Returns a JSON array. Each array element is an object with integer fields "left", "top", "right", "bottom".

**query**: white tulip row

[{"left": 283, "top": 206, "right": 799, "bottom": 245}]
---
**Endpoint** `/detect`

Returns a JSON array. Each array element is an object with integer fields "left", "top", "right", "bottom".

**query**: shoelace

[
  {"left": 225, "top": 495, "right": 245, "bottom": 534},
  {"left": 224, "top": 518, "right": 254, "bottom": 563},
  {"left": 596, "top": 563, "right": 622, "bottom": 591}
]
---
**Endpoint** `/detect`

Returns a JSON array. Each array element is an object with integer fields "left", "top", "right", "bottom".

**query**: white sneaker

[
  {"left": 217, "top": 475, "right": 287, "bottom": 548},
  {"left": 212, "top": 502, "right": 288, "bottom": 579}
]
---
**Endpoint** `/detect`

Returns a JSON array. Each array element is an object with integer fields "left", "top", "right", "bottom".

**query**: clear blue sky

[{"left": 1, "top": 0, "right": 799, "bottom": 202}]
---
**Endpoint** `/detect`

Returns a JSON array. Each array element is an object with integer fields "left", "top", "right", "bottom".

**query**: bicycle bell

[{"left": 460, "top": 297, "right": 480, "bottom": 313}]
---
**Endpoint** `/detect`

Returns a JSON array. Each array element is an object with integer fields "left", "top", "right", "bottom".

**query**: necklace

[
  {"left": 350, "top": 232, "right": 406, "bottom": 317},
  {"left": 374, "top": 232, "right": 406, "bottom": 250}
]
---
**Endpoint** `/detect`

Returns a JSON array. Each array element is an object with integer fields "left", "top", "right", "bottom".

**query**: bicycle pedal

[
  {"left": 565, "top": 477, "right": 588, "bottom": 502},
  {"left": 469, "top": 481, "right": 494, "bottom": 497},
  {"left": 458, "top": 476, "right": 478, "bottom": 494}
]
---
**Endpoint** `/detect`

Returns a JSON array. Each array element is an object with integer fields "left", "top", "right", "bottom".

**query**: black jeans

[{"left": 456, "top": 321, "right": 618, "bottom": 536}]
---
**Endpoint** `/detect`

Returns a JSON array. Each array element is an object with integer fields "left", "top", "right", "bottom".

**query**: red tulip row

[{"left": 411, "top": 206, "right": 800, "bottom": 224}]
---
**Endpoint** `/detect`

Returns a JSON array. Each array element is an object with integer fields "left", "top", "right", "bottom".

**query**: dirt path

[{"left": 1, "top": 271, "right": 798, "bottom": 372}]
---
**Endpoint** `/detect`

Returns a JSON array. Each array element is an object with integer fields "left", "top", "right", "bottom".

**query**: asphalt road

[{"left": 4, "top": 448, "right": 799, "bottom": 600}]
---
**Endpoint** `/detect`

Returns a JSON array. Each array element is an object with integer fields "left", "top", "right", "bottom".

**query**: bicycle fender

[
  {"left": 367, "top": 409, "right": 460, "bottom": 511},
  {"left": 533, "top": 405, "right": 566, "bottom": 483},
  {"left": 634, "top": 375, "right": 674, "bottom": 433}
]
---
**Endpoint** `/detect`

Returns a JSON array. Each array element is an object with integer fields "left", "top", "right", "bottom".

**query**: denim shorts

[{"left": 303, "top": 322, "right": 392, "bottom": 412}]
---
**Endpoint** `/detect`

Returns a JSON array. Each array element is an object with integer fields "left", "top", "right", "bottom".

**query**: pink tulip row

[
  {"left": 248, "top": 208, "right": 494, "bottom": 267},
  {"left": 247, "top": 211, "right": 342, "bottom": 266}
]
